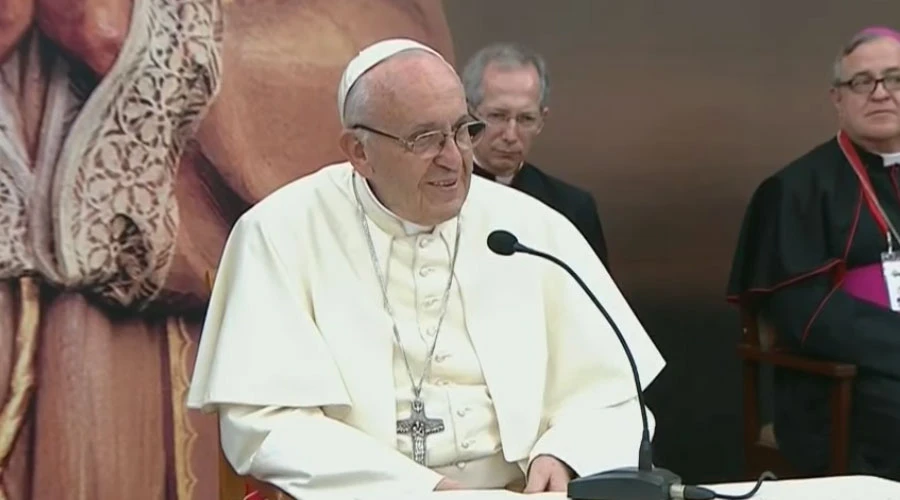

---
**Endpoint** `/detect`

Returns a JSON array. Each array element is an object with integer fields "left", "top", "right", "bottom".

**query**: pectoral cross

[{"left": 396, "top": 398, "right": 445, "bottom": 465}]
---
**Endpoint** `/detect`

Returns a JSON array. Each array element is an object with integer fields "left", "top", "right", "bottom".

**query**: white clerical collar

[
  {"left": 882, "top": 152, "right": 900, "bottom": 167},
  {"left": 352, "top": 173, "right": 458, "bottom": 239},
  {"left": 473, "top": 154, "right": 522, "bottom": 186},
  {"left": 496, "top": 174, "right": 515, "bottom": 185}
]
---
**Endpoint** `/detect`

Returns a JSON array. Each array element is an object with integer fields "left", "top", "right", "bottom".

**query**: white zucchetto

[{"left": 337, "top": 38, "right": 448, "bottom": 126}]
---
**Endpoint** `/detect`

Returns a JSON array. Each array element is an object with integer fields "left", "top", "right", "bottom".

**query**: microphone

[
  {"left": 486, "top": 229, "right": 681, "bottom": 500},
  {"left": 486, "top": 230, "right": 522, "bottom": 256}
]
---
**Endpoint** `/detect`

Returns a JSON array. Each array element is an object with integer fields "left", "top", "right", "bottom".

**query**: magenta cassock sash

[{"left": 841, "top": 263, "right": 891, "bottom": 308}]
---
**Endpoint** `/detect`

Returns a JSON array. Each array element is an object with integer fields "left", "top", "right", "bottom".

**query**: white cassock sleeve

[
  {"left": 524, "top": 217, "right": 666, "bottom": 477},
  {"left": 186, "top": 215, "right": 443, "bottom": 499}
]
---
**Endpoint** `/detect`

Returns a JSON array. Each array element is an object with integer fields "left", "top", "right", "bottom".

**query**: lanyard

[{"left": 836, "top": 129, "right": 900, "bottom": 250}]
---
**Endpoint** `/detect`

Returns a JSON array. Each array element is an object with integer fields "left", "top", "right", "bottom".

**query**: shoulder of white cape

[{"left": 238, "top": 161, "right": 586, "bottom": 247}]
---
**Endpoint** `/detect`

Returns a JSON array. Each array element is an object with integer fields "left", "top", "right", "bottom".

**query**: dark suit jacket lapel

[{"left": 472, "top": 163, "right": 497, "bottom": 181}]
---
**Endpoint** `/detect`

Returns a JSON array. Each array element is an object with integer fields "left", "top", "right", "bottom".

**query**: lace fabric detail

[
  {"left": 0, "top": 163, "right": 29, "bottom": 279},
  {"left": 0, "top": 53, "right": 35, "bottom": 280},
  {"left": 0, "top": 0, "right": 223, "bottom": 309},
  {"left": 62, "top": 0, "right": 223, "bottom": 308}
]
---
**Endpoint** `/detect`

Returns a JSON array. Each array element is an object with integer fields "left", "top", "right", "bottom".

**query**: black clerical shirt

[
  {"left": 473, "top": 162, "right": 610, "bottom": 269},
  {"left": 727, "top": 136, "right": 900, "bottom": 479}
]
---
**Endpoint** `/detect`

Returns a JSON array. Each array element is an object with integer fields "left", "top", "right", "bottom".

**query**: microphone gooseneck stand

[{"left": 486, "top": 230, "right": 773, "bottom": 500}]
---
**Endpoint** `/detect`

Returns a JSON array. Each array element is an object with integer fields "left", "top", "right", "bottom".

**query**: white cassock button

[
  {"left": 419, "top": 237, "right": 433, "bottom": 248},
  {"left": 424, "top": 297, "right": 439, "bottom": 308},
  {"left": 456, "top": 462, "right": 467, "bottom": 469},
  {"left": 435, "top": 353, "right": 449, "bottom": 363},
  {"left": 425, "top": 326, "right": 436, "bottom": 336},
  {"left": 419, "top": 267, "right": 434, "bottom": 277},
  {"left": 461, "top": 440, "right": 471, "bottom": 449},
  {"left": 456, "top": 408, "right": 469, "bottom": 417}
]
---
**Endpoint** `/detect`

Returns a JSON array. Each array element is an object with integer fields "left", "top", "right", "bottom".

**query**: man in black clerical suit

[
  {"left": 727, "top": 26, "right": 900, "bottom": 480},
  {"left": 460, "top": 43, "right": 610, "bottom": 269}
]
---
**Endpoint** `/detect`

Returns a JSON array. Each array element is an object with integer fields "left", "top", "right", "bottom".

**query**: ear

[
  {"left": 339, "top": 130, "right": 374, "bottom": 177},
  {"left": 536, "top": 106, "right": 550, "bottom": 134},
  {"left": 829, "top": 86, "right": 843, "bottom": 116}
]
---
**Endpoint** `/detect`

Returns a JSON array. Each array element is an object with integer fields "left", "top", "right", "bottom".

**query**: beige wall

[
  {"left": 442, "top": 1, "right": 900, "bottom": 481},
  {"left": 444, "top": 1, "right": 900, "bottom": 297}
]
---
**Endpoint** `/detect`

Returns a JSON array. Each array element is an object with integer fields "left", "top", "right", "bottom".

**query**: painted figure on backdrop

[
  {"left": 728, "top": 26, "right": 900, "bottom": 480},
  {"left": 0, "top": 0, "right": 454, "bottom": 498}
]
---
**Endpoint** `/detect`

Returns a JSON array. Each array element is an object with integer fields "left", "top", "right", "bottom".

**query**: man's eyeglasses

[
  {"left": 352, "top": 121, "right": 486, "bottom": 158},
  {"left": 836, "top": 73, "right": 900, "bottom": 95}
]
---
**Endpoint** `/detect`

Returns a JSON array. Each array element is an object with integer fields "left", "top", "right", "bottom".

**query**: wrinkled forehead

[
  {"left": 391, "top": 92, "right": 470, "bottom": 136},
  {"left": 479, "top": 65, "right": 543, "bottom": 109},
  {"left": 377, "top": 57, "right": 468, "bottom": 128}
]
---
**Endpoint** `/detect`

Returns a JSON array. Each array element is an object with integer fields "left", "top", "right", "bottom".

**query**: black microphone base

[{"left": 567, "top": 467, "right": 682, "bottom": 500}]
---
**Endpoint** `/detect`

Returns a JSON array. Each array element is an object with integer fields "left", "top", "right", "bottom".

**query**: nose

[
  {"left": 501, "top": 119, "right": 519, "bottom": 142},
  {"left": 872, "top": 80, "right": 892, "bottom": 100},
  {"left": 434, "top": 132, "right": 463, "bottom": 169}
]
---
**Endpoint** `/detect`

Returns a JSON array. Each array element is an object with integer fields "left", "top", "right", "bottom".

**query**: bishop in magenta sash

[{"left": 727, "top": 26, "right": 900, "bottom": 480}]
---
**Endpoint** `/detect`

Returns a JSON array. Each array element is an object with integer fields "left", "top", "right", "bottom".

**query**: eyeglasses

[
  {"left": 836, "top": 73, "right": 900, "bottom": 95},
  {"left": 477, "top": 110, "right": 543, "bottom": 131},
  {"left": 352, "top": 121, "right": 486, "bottom": 158}
]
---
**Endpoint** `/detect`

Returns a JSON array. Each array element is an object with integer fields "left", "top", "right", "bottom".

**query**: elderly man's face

[
  {"left": 350, "top": 53, "right": 476, "bottom": 226},
  {"left": 472, "top": 62, "right": 546, "bottom": 176},
  {"left": 832, "top": 36, "right": 900, "bottom": 147}
]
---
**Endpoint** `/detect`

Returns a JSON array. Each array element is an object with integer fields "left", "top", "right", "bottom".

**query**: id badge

[{"left": 882, "top": 233, "right": 900, "bottom": 312}]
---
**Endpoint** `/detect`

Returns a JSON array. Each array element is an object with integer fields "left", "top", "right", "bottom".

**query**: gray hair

[
  {"left": 832, "top": 31, "right": 890, "bottom": 85},
  {"left": 342, "top": 75, "right": 375, "bottom": 144},
  {"left": 343, "top": 73, "right": 374, "bottom": 129},
  {"left": 461, "top": 42, "right": 550, "bottom": 109}
]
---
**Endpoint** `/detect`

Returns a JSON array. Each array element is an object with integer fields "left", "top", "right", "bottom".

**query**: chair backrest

[
  {"left": 739, "top": 298, "right": 777, "bottom": 349},
  {"left": 736, "top": 295, "right": 856, "bottom": 477},
  {"left": 219, "top": 445, "right": 248, "bottom": 499},
  {"left": 738, "top": 299, "right": 778, "bottom": 433}
]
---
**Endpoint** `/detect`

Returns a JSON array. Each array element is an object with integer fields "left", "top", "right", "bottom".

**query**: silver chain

[{"left": 352, "top": 176, "right": 461, "bottom": 400}]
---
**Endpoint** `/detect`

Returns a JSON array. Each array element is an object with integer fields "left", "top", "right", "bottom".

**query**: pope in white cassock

[{"left": 186, "top": 38, "right": 667, "bottom": 499}]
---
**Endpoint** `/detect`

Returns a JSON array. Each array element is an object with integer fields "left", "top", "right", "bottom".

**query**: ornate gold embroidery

[
  {"left": 168, "top": 316, "right": 200, "bottom": 500},
  {"left": 0, "top": 277, "right": 40, "bottom": 500}
]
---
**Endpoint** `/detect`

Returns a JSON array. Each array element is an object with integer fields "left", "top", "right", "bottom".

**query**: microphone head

[{"left": 487, "top": 230, "right": 518, "bottom": 256}]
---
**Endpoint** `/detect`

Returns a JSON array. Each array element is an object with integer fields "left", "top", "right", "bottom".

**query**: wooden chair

[
  {"left": 737, "top": 299, "right": 856, "bottom": 479},
  {"left": 205, "top": 269, "right": 289, "bottom": 500}
]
